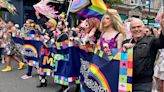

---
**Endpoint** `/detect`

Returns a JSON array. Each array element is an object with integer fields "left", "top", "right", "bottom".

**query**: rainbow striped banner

[{"left": 54, "top": 75, "right": 80, "bottom": 85}]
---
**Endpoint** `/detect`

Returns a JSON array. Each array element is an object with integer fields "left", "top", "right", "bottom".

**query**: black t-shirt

[
  {"left": 47, "top": 30, "right": 54, "bottom": 40},
  {"left": 56, "top": 33, "right": 68, "bottom": 42}
]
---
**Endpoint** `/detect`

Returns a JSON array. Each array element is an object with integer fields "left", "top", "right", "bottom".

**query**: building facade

[
  {"left": 1, "top": 0, "right": 163, "bottom": 26},
  {"left": 117, "top": 0, "right": 163, "bottom": 24},
  {"left": 1, "top": 0, "right": 69, "bottom": 26},
  {"left": 1, "top": 0, "right": 39, "bottom": 26}
]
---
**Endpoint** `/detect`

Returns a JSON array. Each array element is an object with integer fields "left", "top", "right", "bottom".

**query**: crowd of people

[{"left": 0, "top": 8, "right": 164, "bottom": 92}]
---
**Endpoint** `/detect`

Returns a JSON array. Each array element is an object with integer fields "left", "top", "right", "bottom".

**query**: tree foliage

[{"left": 104, "top": 0, "right": 123, "bottom": 8}]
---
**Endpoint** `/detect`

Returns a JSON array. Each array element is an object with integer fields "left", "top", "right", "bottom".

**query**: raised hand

[{"left": 160, "top": 13, "right": 164, "bottom": 35}]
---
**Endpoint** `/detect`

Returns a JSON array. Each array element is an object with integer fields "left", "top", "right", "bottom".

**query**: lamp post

[{"left": 148, "top": 0, "right": 151, "bottom": 25}]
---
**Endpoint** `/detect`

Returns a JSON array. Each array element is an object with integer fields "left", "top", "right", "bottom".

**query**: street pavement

[{"left": 0, "top": 61, "right": 61, "bottom": 92}]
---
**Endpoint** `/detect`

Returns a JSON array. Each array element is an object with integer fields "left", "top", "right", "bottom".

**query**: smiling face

[
  {"left": 25, "top": 19, "right": 34, "bottom": 28},
  {"left": 25, "top": 21, "right": 31, "bottom": 28},
  {"left": 130, "top": 18, "right": 145, "bottom": 41},
  {"left": 45, "top": 20, "right": 54, "bottom": 28},
  {"left": 57, "top": 21, "right": 64, "bottom": 30}
]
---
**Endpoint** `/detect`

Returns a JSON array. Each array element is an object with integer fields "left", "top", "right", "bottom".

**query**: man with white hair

[{"left": 123, "top": 17, "right": 164, "bottom": 92}]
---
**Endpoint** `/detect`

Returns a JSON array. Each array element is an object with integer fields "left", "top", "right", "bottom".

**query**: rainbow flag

[
  {"left": 78, "top": 0, "right": 108, "bottom": 19},
  {"left": 91, "top": 0, "right": 107, "bottom": 10},
  {"left": 70, "top": 0, "right": 90, "bottom": 13}
]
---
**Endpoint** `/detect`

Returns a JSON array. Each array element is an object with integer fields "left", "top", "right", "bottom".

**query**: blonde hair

[
  {"left": 49, "top": 18, "right": 57, "bottom": 26},
  {"left": 100, "top": 9, "right": 126, "bottom": 37}
]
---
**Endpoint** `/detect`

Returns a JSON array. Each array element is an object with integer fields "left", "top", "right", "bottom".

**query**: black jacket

[{"left": 123, "top": 34, "right": 164, "bottom": 84}]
